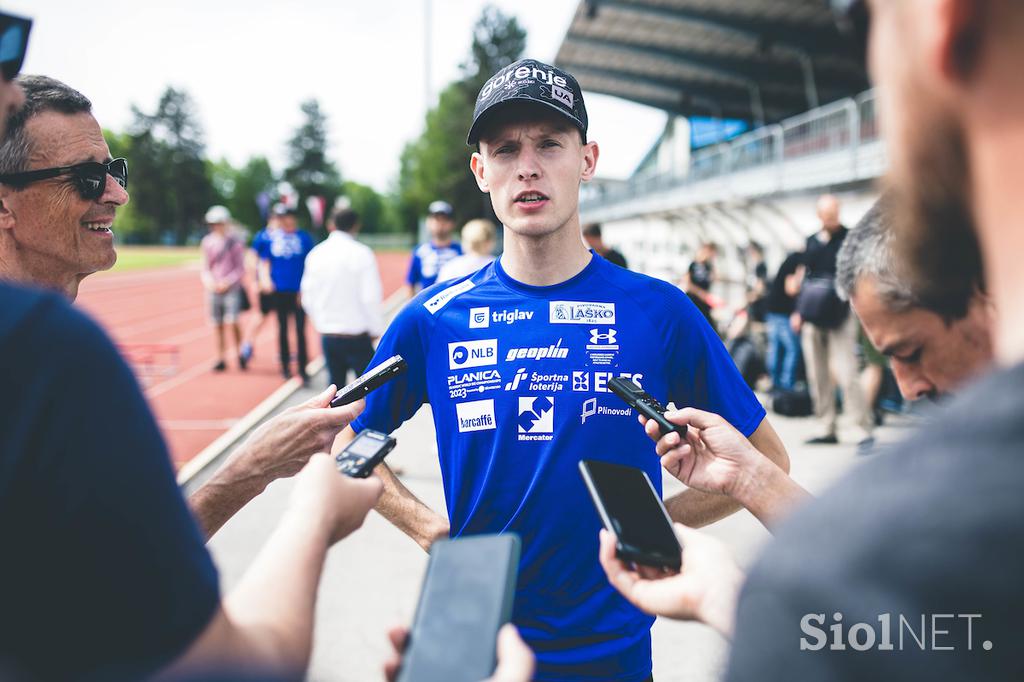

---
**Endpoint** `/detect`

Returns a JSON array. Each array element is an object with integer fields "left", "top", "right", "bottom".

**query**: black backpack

[{"left": 772, "top": 388, "right": 813, "bottom": 417}]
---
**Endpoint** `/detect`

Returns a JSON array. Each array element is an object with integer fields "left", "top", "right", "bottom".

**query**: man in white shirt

[{"left": 301, "top": 207, "right": 384, "bottom": 387}]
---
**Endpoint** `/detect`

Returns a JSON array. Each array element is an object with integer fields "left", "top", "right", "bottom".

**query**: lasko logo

[
  {"left": 456, "top": 399, "right": 496, "bottom": 433},
  {"left": 549, "top": 301, "right": 616, "bottom": 325},
  {"left": 469, "top": 307, "right": 490, "bottom": 328},
  {"left": 480, "top": 65, "right": 569, "bottom": 101},
  {"left": 424, "top": 279, "right": 476, "bottom": 315},
  {"left": 580, "top": 398, "right": 632, "bottom": 425},
  {"left": 518, "top": 397, "right": 554, "bottom": 441},
  {"left": 505, "top": 339, "right": 569, "bottom": 362},
  {"left": 449, "top": 339, "right": 498, "bottom": 369}
]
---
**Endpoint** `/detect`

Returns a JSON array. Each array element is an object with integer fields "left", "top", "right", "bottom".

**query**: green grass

[{"left": 111, "top": 246, "right": 200, "bottom": 272}]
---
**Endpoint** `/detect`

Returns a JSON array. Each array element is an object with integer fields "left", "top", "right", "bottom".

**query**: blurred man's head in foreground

[{"left": 837, "top": 197, "right": 993, "bottom": 401}]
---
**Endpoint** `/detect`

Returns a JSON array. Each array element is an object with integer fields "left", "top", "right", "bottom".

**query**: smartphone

[
  {"left": 335, "top": 429, "right": 396, "bottom": 478},
  {"left": 329, "top": 354, "right": 407, "bottom": 408},
  {"left": 397, "top": 534, "right": 521, "bottom": 682},
  {"left": 578, "top": 459, "right": 682, "bottom": 570},
  {"left": 607, "top": 376, "right": 687, "bottom": 438}
]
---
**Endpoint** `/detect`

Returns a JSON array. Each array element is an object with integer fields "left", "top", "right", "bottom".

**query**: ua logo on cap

[{"left": 551, "top": 85, "right": 573, "bottom": 108}]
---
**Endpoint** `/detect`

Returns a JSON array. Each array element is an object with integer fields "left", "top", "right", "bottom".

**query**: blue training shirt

[
  {"left": 354, "top": 253, "right": 765, "bottom": 681},
  {"left": 406, "top": 240, "right": 463, "bottom": 290},
  {"left": 255, "top": 228, "right": 314, "bottom": 292}
]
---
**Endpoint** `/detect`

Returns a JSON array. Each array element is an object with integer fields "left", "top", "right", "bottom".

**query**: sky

[{"left": 16, "top": 0, "right": 667, "bottom": 193}]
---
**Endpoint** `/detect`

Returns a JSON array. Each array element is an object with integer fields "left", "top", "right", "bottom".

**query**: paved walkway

[{"left": 193, "top": 373, "right": 918, "bottom": 682}]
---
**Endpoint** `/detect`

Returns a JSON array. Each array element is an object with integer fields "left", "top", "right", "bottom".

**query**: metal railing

[{"left": 582, "top": 89, "right": 881, "bottom": 211}]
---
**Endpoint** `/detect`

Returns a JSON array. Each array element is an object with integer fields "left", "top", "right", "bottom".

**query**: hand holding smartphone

[
  {"left": 579, "top": 459, "right": 682, "bottom": 570},
  {"left": 330, "top": 355, "right": 407, "bottom": 408}
]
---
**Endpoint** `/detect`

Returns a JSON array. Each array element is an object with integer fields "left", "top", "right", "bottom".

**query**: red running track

[{"left": 76, "top": 251, "right": 410, "bottom": 469}]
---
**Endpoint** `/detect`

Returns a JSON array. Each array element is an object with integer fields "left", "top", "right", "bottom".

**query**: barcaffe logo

[
  {"left": 456, "top": 399, "right": 496, "bottom": 433},
  {"left": 550, "top": 301, "right": 615, "bottom": 325},
  {"left": 448, "top": 339, "right": 498, "bottom": 370}
]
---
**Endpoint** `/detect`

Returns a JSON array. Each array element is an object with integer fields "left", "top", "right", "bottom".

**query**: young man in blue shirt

[
  {"left": 255, "top": 204, "right": 315, "bottom": 380},
  {"left": 336, "top": 59, "right": 789, "bottom": 681},
  {"left": 404, "top": 199, "right": 463, "bottom": 297}
]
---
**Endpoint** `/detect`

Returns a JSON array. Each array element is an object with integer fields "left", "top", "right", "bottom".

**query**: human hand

[
  {"left": 289, "top": 453, "right": 382, "bottom": 544},
  {"left": 599, "top": 525, "right": 742, "bottom": 637},
  {"left": 229, "top": 385, "right": 363, "bottom": 488},
  {"left": 789, "top": 311, "right": 802, "bottom": 333},
  {"left": 642, "top": 408, "right": 763, "bottom": 498},
  {"left": 383, "top": 623, "right": 534, "bottom": 682}
]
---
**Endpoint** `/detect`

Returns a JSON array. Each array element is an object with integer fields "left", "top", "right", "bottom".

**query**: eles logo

[{"left": 448, "top": 339, "right": 498, "bottom": 369}]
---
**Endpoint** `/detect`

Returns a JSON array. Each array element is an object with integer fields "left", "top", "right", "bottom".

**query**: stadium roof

[{"left": 555, "top": 0, "right": 870, "bottom": 124}]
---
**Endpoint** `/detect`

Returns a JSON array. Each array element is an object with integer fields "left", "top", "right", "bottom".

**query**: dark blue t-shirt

[
  {"left": 353, "top": 254, "right": 765, "bottom": 681},
  {"left": 255, "top": 228, "right": 315, "bottom": 292},
  {"left": 406, "top": 241, "right": 463, "bottom": 290},
  {"left": 0, "top": 283, "right": 220, "bottom": 680}
]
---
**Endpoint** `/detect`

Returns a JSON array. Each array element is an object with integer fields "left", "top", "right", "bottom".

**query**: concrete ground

[{"left": 189, "top": 375, "right": 918, "bottom": 682}]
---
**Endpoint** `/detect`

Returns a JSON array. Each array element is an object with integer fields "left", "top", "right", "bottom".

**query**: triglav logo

[
  {"left": 448, "top": 339, "right": 498, "bottom": 369},
  {"left": 456, "top": 399, "right": 496, "bottom": 433},
  {"left": 518, "top": 397, "right": 554, "bottom": 441},
  {"left": 505, "top": 339, "right": 569, "bottom": 362},
  {"left": 550, "top": 301, "right": 615, "bottom": 325},
  {"left": 469, "top": 307, "right": 490, "bottom": 328}
]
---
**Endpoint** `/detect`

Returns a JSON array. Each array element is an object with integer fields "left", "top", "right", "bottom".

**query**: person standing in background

[
  {"left": 764, "top": 249, "right": 804, "bottom": 392},
  {"left": 199, "top": 205, "right": 247, "bottom": 371},
  {"left": 791, "top": 194, "right": 873, "bottom": 451},
  {"left": 255, "top": 204, "right": 314, "bottom": 382},
  {"left": 301, "top": 207, "right": 383, "bottom": 388},
  {"left": 683, "top": 241, "right": 718, "bottom": 331},
  {"left": 404, "top": 200, "right": 462, "bottom": 297},
  {"left": 241, "top": 209, "right": 282, "bottom": 364},
  {"left": 437, "top": 218, "right": 496, "bottom": 281},
  {"left": 582, "top": 223, "right": 628, "bottom": 269}
]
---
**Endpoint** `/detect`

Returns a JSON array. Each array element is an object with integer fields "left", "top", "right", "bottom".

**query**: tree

[
  {"left": 126, "top": 87, "right": 216, "bottom": 244},
  {"left": 397, "top": 5, "right": 526, "bottom": 232},
  {"left": 284, "top": 99, "right": 341, "bottom": 233},
  {"left": 339, "top": 180, "right": 403, "bottom": 234}
]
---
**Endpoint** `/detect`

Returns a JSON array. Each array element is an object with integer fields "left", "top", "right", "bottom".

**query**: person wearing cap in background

[
  {"left": 403, "top": 199, "right": 462, "bottom": 298},
  {"left": 240, "top": 207, "right": 283, "bottom": 364},
  {"left": 200, "top": 205, "right": 247, "bottom": 371},
  {"left": 254, "top": 203, "right": 314, "bottom": 381},
  {"left": 436, "top": 218, "right": 497, "bottom": 281},
  {"left": 336, "top": 58, "right": 789, "bottom": 681}
]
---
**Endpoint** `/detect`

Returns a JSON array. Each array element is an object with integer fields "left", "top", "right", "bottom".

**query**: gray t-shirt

[{"left": 727, "top": 361, "right": 1024, "bottom": 681}]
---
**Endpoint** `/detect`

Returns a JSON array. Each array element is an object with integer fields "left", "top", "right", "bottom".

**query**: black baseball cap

[{"left": 467, "top": 58, "right": 588, "bottom": 145}]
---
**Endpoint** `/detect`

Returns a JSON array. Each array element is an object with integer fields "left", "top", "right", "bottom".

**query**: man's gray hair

[
  {"left": 0, "top": 75, "right": 92, "bottom": 177},
  {"left": 836, "top": 197, "right": 924, "bottom": 312}
]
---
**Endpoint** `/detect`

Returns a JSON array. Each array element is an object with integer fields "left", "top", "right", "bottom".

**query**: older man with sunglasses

[{"left": 0, "top": 75, "right": 127, "bottom": 299}]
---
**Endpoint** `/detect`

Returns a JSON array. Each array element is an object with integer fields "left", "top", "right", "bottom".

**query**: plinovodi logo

[
  {"left": 448, "top": 339, "right": 498, "bottom": 370},
  {"left": 550, "top": 301, "right": 615, "bottom": 325},
  {"left": 518, "top": 397, "right": 554, "bottom": 441}
]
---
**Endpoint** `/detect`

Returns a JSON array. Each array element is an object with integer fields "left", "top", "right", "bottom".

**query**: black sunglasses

[
  {"left": 0, "top": 158, "right": 129, "bottom": 200},
  {"left": 830, "top": 0, "right": 869, "bottom": 64},
  {"left": 0, "top": 11, "right": 31, "bottom": 82}
]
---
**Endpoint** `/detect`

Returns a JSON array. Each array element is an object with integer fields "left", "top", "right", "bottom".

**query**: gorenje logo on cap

[{"left": 480, "top": 64, "right": 570, "bottom": 102}]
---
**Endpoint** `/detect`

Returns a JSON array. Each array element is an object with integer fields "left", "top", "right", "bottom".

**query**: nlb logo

[
  {"left": 505, "top": 339, "right": 569, "bottom": 362},
  {"left": 448, "top": 339, "right": 498, "bottom": 369},
  {"left": 456, "top": 399, "right": 496, "bottom": 433},
  {"left": 469, "top": 307, "right": 490, "bottom": 328},
  {"left": 550, "top": 301, "right": 616, "bottom": 325}
]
